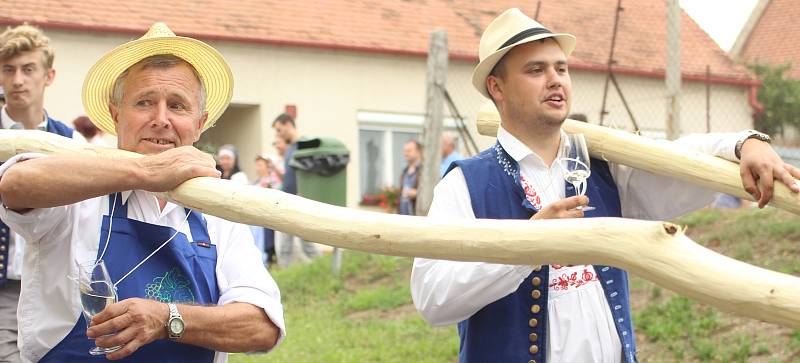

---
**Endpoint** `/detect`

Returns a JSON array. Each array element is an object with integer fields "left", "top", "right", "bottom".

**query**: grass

[
  {"left": 230, "top": 252, "right": 458, "bottom": 363},
  {"left": 232, "top": 207, "right": 800, "bottom": 362}
]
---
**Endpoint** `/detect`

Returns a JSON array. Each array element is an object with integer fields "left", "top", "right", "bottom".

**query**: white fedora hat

[{"left": 472, "top": 8, "right": 576, "bottom": 99}]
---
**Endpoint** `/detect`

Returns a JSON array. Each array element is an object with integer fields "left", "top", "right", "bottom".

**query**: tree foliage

[{"left": 749, "top": 63, "right": 800, "bottom": 136}]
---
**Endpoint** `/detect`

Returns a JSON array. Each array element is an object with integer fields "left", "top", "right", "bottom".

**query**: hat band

[{"left": 498, "top": 27, "right": 552, "bottom": 50}]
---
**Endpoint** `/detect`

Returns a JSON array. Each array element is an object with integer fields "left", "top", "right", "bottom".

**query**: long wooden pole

[
  {"left": 2, "top": 130, "right": 800, "bottom": 328},
  {"left": 417, "top": 29, "right": 448, "bottom": 216},
  {"left": 476, "top": 105, "right": 800, "bottom": 215}
]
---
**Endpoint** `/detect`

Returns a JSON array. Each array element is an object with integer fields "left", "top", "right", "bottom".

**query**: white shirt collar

[
  {"left": 497, "top": 124, "right": 567, "bottom": 166},
  {"left": 1, "top": 106, "right": 48, "bottom": 130},
  {"left": 119, "top": 190, "right": 181, "bottom": 216}
]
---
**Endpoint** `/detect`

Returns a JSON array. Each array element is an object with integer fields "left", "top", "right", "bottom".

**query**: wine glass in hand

[
  {"left": 558, "top": 133, "right": 595, "bottom": 211},
  {"left": 75, "top": 259, "right": 122, "bottom": 356}
]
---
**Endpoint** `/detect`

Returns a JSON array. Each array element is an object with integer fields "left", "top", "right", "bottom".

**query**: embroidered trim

[
  {"left": 519, "top": 175, "right": 543, "bottom": 210},
  {"left": 493, "top": 143, "right": 518, "bottom": 178},
  {"left": 548, "top": 266, "right": 598, "bottom": 291}
]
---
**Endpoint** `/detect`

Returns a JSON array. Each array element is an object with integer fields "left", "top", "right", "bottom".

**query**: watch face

[{"left": 169, "top": 318, "right": 185, "bottom": 334}]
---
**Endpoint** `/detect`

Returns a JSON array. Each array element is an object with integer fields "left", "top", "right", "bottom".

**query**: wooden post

[
  {"left": 416, "top": 29, "right": 448, "bottom": 216},
  {"left": 666, "top": 0, "right": 682, "bottom": 140}
]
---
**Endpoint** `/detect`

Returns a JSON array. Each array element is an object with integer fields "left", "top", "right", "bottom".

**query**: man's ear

[
  {"left": 195, "top": 112, "right": 209, "bottom": 142},
  {"left": 109, "top": 103, "right": 121, "bottom": 133},
  {"left": 45, "top": 68, "right": 56, "bottom": 87},
  {"left": 487, "top": 75, "right": 504, "bottom": 104}
]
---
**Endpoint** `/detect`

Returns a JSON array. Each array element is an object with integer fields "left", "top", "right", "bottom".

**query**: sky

[{"left": 680, "top": 0, "right": 759, "bottom": 51}]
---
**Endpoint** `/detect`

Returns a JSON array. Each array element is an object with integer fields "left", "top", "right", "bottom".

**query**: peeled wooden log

[
  {"left": 477, "top": 103, "right": 800, "bottom": 215},
  {"left": 1, "top": 130, "right": 800, "bottom": 329}
]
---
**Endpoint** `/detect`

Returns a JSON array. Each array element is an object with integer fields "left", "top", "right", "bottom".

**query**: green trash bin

[{"left": 289, "top": 137, "right": 349, "bottom": 207}]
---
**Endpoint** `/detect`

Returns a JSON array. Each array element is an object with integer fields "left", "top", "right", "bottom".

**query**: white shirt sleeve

[
  {"left": 210, "top": 216, "right": 286, "bottom": 351},
  {"left": 612, "top": 132, "right": 740, "bottom": 220},
  {"left": 410, "top": 167, "right": 533, "bottom": 327},
  {"left": 0, "top": 153, "right": 72, "bottom": 243}
]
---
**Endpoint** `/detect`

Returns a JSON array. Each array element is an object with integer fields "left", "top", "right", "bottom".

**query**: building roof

[
  {"left": 0, "top": 0, "right": 752, "bottom": 84},
  {"left": 733, "top": 0, "right": 800, "bottom": 79}
]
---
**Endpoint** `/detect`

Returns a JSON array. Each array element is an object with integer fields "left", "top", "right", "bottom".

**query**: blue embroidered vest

[{"left": 448, "top": 143, "right": 638, "bottom": 363}]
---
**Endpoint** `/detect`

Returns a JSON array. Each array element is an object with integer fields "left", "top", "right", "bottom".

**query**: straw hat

[
  {"left": 82, "top": 22, "right": 233, "bottom": 135},
  {"left": 472, "top": 8, "right": 576, "bottom": 99}
]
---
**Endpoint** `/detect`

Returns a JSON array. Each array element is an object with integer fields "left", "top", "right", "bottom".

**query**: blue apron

[{"left": 40, "top": 193, "right": 219, "bottom": 362}]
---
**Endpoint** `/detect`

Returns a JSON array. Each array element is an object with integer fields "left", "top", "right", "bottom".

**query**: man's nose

[{"left": 151, "top": 101, "right": 171, "bottom": 129}]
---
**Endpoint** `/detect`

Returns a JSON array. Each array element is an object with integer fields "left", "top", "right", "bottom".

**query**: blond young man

[{"left": 0, "top": 24, "right": 82, "bottom": 363}]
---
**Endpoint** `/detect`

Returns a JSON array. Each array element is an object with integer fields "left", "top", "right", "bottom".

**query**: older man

[
  {"left": 411, "top": 8, "right": 800, "bottom": 363},
  {"left": 0, "top": 23, "right": 284, "bottom": 362}
]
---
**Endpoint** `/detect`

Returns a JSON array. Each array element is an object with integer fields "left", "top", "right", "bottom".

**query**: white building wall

[{"left": 41, "top": 29, "right": 753, "bottom": 208}]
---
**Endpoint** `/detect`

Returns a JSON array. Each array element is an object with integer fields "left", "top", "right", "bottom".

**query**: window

[{"left": 357, "top": 111, "right": 460, "bottom": 198}]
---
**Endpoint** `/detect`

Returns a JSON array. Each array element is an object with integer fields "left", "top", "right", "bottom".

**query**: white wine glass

[
  {"left": 558, "top": 133, "right": 595, "bottom": 211},
  {"left": 75, "top": 259, "right": 122, "bottom": 356}
]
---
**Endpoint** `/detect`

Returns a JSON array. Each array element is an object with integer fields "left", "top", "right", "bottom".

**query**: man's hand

[
  {"left": 87, "top": 298, "right": 169, "bottom": 360},
  {"left": 531, "top": 195, "right": 589, "bottom": 220},
  {"left": 136, "top": 146, "right": 221, "bottom": 192},
  {"left": 739, "top": 139, "right": 800, "bottom": 208}
]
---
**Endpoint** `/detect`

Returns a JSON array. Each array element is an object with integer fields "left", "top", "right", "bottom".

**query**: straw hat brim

[
  {"left": 471, "top": 33, "right": 576, "bottom": 99},
  {"left": 82, "top": 36, "right": 233, "bottom": 136}
]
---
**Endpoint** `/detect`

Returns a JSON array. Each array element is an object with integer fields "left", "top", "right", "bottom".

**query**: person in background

[
  {"left": 440, "top": 132, "right": 464, "bottom": 178},
  {"left": 251, "top": 153, "right": 282, "bottom": 267},
  {"left": 272, "top": 113, "right": 319, "bottom": 267},
  {"left": 399, "top": 139, "right": 422, "bottom": 215},
  {"left": 0, "top": 24, "right": 83, "bottom": 363},
  {"left": 217, "top": 144, "right": 248, "bottom": 184},
  {"left": 73, "top": 115, "right": 108, "bottom": 146}
]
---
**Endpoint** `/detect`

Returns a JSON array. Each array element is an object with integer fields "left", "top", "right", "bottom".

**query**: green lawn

[{"left": 232, "top": 207, "right": 800, "bottom": 363}]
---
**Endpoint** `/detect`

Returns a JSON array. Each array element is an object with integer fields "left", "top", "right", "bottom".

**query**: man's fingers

[
  {"left": 776, "top": 166, "right": 800, "bottom": 193},
  {"left": 757, "top": 167, "right": 774, "bottom": 208},
  {"left": 740, "top": 167, "right": 759, "bottom": 200},
  {"left": 561, "top": 195, "right": 589, "bottom": 210},
  {"left": 95, "top": 326, "right": 135, "bottom": 348},
  {"left": 105, "top": 335, "right": 144, "bottom": 361},
  {"left": 89, "top": 309, "right": 132, "bottom": 338},
  {"left": 783, "top": 164, "right": 800, "bottom": 192},
  {"left": 89, "top": 301, "right": 127, "bottom": 327}
]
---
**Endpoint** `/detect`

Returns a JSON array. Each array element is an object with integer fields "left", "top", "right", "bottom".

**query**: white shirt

[
  {"left": 410, "top": 125, "right": 740, "bottom": 363},
  {"left": 0, "top": 154, "right": 286, "bottom": 363},
  {"left": 0, "top": 107, "right": 84, "bottom": 280}
]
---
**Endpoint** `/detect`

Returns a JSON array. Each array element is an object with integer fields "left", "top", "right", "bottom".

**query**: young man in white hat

[
  {"left": 0, "top": 24, "right": 84, "bottom": 363},
  {"left": 0, "top": 23, "right": 284, "bottom": 362},
  {"left": 411, "top": 8, "right": 800, "bottom": 363}
]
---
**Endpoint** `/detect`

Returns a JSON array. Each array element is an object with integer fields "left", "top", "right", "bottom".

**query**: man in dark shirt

[{"left": 272, "top": 113, "right": 319, "bottom": 267}]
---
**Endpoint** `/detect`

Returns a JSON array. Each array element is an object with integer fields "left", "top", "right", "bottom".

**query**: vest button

[
  {"left": 0, "top": 244, "right": 5, "bottom": 251},
  {"left": 531, "top": 304, "right": 541, "bottom": 314},
  {"left": 0, "top": 273, "right": 4, "bottom": 279},
  {"left": 531, "top": 290, "right": 541, "bottom": 299},
  {"left": 0, "top": 236, "right": 5, "bottom": 242},
  {"left": 532, "top": 265, "right": 542, "bottom": 272},
  {"left": 0, "top": 228, "right": 6, "bottom": 233},
  {"left": 528, "top": 318, "right": 538, "bottom": 328},
  {"left": 528, "top": 360, "right": 537, "bottom": 363},
  {"left": 529, "top": 344, "right": 539, "bottom": 354},
  {"left": 0, "top": 263, "right": 5, "bottom": 269},
  {"left": 0, "top": 255, "right": 4, "bottom": 261},
  {"left": 529, "top": 332, "right": 538, "bottom": 342},
  {"left": 531, "top": 277, "right": 542, "bottom": 286}
]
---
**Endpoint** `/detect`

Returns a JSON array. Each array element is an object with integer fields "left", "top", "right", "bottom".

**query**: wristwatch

[
  {"left": 166, "top": 303, "right": 185, "bottom": 340},
  {"left": 735, "top": 130, "right": 771, "bottom": 160}
]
